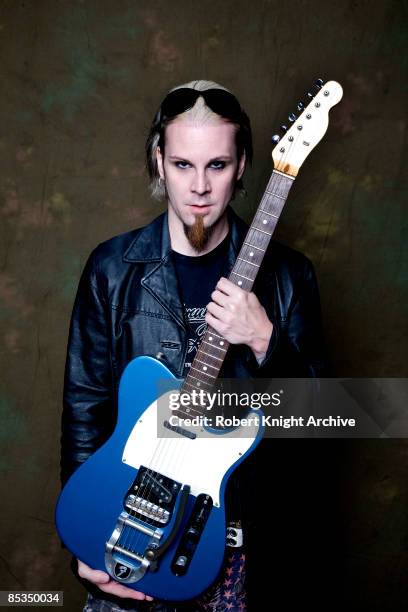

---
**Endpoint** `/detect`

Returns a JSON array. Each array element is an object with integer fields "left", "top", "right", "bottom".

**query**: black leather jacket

[{"left": 60, "top": 205, "right": 331, "bottom": 608}]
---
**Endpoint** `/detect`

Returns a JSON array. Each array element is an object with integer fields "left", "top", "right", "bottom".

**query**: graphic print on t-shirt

[{"left": 184, "top": 305, "right": 208, "bottom": 371}]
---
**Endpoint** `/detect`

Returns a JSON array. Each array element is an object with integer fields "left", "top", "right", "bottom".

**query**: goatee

[{"left": 183, "top": 215, "right": 215, "bottom": 253}]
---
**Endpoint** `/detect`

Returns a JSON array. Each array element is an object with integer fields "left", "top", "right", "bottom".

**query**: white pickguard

[{"left": 122, "top": 397, "right": 260, "bottom": 506}]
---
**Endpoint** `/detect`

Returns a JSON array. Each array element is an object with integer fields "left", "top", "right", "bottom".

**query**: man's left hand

[{"left": 205, "top": 277, "right": 273, "bottom": 363}]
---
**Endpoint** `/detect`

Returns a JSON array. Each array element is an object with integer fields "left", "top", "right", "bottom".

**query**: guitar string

[{"left": 137, "top": 325, "right": 226, "bottom": 546}]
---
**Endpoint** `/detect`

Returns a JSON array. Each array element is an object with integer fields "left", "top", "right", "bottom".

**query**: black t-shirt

[{"left": 172, "top": 233, "right": 231, "bottom": 378}]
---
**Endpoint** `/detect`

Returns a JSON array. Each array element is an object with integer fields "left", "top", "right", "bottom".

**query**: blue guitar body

[{"left": 55, "top": 356, "right": 263, "bottom": 601}]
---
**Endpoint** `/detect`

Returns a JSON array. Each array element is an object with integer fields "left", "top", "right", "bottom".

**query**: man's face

[{"left": 156, "top": 117, "right": 246, "bottom": 250}]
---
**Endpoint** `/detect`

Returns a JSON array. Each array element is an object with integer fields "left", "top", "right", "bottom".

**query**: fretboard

[{"left": 181, "top": 170, "right": 294, "bottom": 409}]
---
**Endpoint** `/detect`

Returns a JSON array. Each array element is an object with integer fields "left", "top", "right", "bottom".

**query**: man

[{"left": 61, "top": 80, "right": 331, "bottom": 611}]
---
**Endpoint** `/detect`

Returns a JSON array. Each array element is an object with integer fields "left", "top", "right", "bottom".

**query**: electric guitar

[{"left": 55, "top": 79, "right": 343, "bottom": 601}]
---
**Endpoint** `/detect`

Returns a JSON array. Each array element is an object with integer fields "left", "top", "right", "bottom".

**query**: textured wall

[{"left": 0, "top": 0, "right": 407, "bottom": 609}]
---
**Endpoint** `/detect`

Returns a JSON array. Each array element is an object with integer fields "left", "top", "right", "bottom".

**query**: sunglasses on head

[{"left": 159, "top": 87, "right": 243, "bottom": 123}]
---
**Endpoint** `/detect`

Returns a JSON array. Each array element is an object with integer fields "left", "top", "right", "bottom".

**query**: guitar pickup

[{"left": 171, "top": 494, "right": 213, "bottom": 576}]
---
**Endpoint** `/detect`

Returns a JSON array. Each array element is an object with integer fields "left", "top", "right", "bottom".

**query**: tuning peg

[
  {"left": 280, "top": 124, "right": 288, "bottom": 132},
  {"left": 315, "top": 78, "right": 324, "bottom": 88},
  {"left": 271, "top": 134, "right": 280, "bottom": 144},
  {"left": 288, "top": 113, "right": 297, "bottom": 122},
  {"left": 297, "top": 101, "right": 304, "bottom": 112},
  {"left": 306, "top": 92, "right": 314, "bottom": 100}
]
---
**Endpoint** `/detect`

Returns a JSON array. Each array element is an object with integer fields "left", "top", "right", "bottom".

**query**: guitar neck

[{"left": 181, "top": 169, "right": 294, "bottom": 398}]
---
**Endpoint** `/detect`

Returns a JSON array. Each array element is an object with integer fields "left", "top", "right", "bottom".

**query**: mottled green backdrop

[{"left": 0, "top": 0, "right": 407, "bottom": 609}]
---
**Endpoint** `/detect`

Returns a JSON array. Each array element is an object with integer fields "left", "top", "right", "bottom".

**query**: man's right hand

[{"left": 77, "top": 559, "right": 154, "bottom": 601}]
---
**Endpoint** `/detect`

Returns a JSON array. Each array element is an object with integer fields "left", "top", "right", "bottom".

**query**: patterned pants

[{"left": 83, "top": 550, "right": 246, "bottom": 612}]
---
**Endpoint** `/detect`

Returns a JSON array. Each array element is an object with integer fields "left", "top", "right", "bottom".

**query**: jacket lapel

[
  {"left": 122, "top": 211, "right": 185, "bottom": 328},
  {"left": 142, "top": 255, "right": 186, "bottom": 329}
]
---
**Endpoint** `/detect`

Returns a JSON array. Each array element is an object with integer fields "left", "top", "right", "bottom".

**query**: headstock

[{"left": 271, "top": 79, "right": 343, "bottom": 177}]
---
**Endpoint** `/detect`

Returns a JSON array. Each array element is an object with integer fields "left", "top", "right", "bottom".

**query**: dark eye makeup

[{"left": 173, "top": 160, "right": 227, "bottom": 170}]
